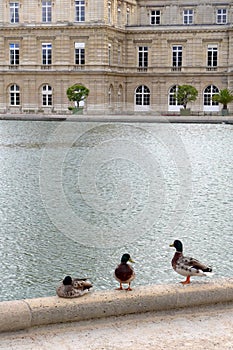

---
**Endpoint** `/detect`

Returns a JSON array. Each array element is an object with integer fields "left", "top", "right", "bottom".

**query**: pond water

[{"left": 0, "top": 120, "right": 232, "bottom": 302}]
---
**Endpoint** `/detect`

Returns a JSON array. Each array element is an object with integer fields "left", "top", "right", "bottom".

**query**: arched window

[
  {"left": 168, "top": 85, "right": 181, "bottom": 111},
  {"left": 135, "top": 85, "right": 150, "bottom": 106},
  {"left": 42, "top": 84, "right": 52, "bottom": 106},
  {"left": 10, "top": 84, "right": 20, "bottom": 105},
  {"left": 203, "top": 85, "right": 219, "bottom": 112}
]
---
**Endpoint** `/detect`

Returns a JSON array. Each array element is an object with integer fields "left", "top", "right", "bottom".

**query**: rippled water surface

[{"left": 0, "top": 120, "right": 232, "bottom": 301}]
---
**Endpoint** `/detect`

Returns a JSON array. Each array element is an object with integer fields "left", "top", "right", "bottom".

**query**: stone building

[{"left": 0, "top": 0, "right": 232, "bottom": 114}]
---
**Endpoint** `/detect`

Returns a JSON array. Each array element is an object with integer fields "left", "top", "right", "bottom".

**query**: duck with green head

[
  {"left": 114, "top": 253, "right": 135, "bottom": 291},
  {"left": 170, "top": 240, "right": 213, "bottom": 284}
]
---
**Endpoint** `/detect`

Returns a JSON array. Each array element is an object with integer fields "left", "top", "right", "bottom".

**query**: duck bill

[
  {"left": 169, "top": 243, "right": 174, "bottom": 247},
  {"left": 129, "top": 258, "right": 135, "bottom": 263}
]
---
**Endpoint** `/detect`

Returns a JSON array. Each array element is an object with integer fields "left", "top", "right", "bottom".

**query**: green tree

[
  {"left": 212, "top": 88, "right": 233, "bottom": 110},
  {"left": 66, "top": 84, "right": 89, "bottom": 108},
  {"left": 175, "top": 84, "right": 198, "bottom": 109}
]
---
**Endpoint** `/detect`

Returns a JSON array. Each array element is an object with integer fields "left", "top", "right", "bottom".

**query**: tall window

[
  {"left": 169, "top": 85, "right": 179, "bottom": 106},
  {"left": 138, "top": 47, "right": 148, "bottom": 68},
  {"left": 216, "top": 9, "right": 227, "bottom": 24},
  {"left": 126, "top": 7, "right": 130, "bottom": 25},
  {"left": 108, "top": 1, "right": 112, "bottom": 24},
  {"left": 117, "top": 7, "right": 121, "bottom": 26},
  {"left": 118, "top": 44, "right": 121, "bottom": 65},
  {"left": 207, "top": 45, "right": 218, "bottom": 68},
  {"left": 42, "top": 85, "right": 52, "bottom": 106},
  {"left": 75, "top": 0, "right": 85, "bottom": 22},
  {"left": 183, "top": 9, "right": 193, "bottom": 24},
  {"left": 135, "top": 86, "right": 150, "bottom": 106},
  {"left": 172, "top": 46, "right": 182, "bottom": 68},
  {"left": 10, "top": 2, "right": 19, "bottom": 23},
  {"left": 42, "top": 1, "right": 52, "bottom": 22},
  {"left": 108, "top": 44, "right": 112, "bottom": 65},
  {"left": 75, "top": 43, "right": 85, "bottom": 64},
  {"left": 10, "top": 84, "right": 20, "bottom": 105},
  {"left": 9, "top": 43, "right": 19, "bottom": 65},
  {"left": 204, "top": 85, "right": 219, "bottom": 106},
  {"left": 42, "top": 43, "right": 52, "bottom": 65},
  {"left": 150, "top": 10, "right": 160, "bottom": 25}
]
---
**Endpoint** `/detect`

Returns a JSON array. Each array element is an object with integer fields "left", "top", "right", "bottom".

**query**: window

[
  {"left": 10, "top": 2, "right": 19, "bottom": 23},
  {"left": 9, "top": 43, "right": 19, "bottom": 65},
  {"left": 150, "top": 10, "right": 160, "bottom": 25},
  {"left": 118, "top": 44, "right": 121, "bottom": 65},
  {"left": 204, "top": 85, "right": 219, "bottom": 106},
  {"left": 135, "top": 85, "right": 150, "bottom": 106},
  {"left": 117, "top": 6, "right": 121, "bottom": 26},
  {"left": 75, "top": 43, "right": 85, "bottom": 64},
  {"left": 172, "top": 46, "right": 182, "bottom": 68},
  {"left": 108, "top": 44, "right": 111, "bottom": 65},
  {"left": 75, "top": 0, "right": 85, "bottom": 22},
  {"left": 207, "top": 45, "right": 218, "bottom": 68},
  {"left": 216, "top": 9, "right": 227, "bottom": 24},
  {"left": 42, "top": 85, "right": 52, "bottom": 106},
  {"left": 183, "top": 9, "right": 193, "bottom": 24},
  {"left": 169, "top": 85, "right": 179, "bottom": 106},
  {"left": 42, "top": 1, "right": 52, "bottom": 22},
  {"left": 108, "top": 1, "right": 112, "bottom": 24},
  {"left": 126, "top": 7, "right": 130, "bottom": 25},
  {"left": 10, "top": 84, "right": 20, "bottom": 105},
  {"left": 138, "top": 47, "right": 148, "bottom": 68},
  {"left": 42, "top": 43, "right": 52, "bottom": 65}
]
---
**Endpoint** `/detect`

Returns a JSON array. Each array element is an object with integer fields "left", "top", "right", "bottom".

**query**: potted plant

[
  {"left": 175, "top": 84, "right": 198, "bottom": 116},
  {"left": 66, "top": 84, "right": 89, "bottom": 114},
  {"left": 212, "top": 88, "right": 233, "bottom": 116}
]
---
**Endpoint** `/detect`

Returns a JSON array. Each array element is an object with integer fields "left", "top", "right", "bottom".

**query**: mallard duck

[
  {"left": 114, "top": 253, "right": 135, "bottom": 291},
  {"left": 170, "top": 240, "right": 213, "bottom": 284},
  {"left": 56, "top": 276, "right": 92, "bottom": 298}
]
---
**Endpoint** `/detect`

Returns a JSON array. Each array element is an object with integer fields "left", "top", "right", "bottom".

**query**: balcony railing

[
  {"left": 171, "top": 66, "right": 182, "bottom": 71},
  {"left": 206, "top": 67, "right": 217, "bottom": 71},
  {"left": 0, "top": 64, "right": 227, "bottom": 74}
]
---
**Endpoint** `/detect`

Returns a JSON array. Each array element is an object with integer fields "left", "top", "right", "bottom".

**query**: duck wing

[{"left": 180, "top": 256, "right": 212, "bottom": 272}]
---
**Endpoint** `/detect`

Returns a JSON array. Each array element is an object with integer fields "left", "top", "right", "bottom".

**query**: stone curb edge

[{"left": 0, "top": 278, "right": 233, "bottom": 333}]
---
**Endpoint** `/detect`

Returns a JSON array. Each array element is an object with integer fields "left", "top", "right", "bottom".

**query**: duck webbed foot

[
  {"left": 180, "top": 276, "right": 191, "bottom": 285},
  {"left": 125, "top": 283, "right": 133, "bottom": 291},
  {"left": 116, "top": 283, "right": 123, "bottom": 290}
]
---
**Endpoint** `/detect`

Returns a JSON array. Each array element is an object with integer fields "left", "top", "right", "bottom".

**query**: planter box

[
  {"left": 221, "top": 108, "right": 229, "bottom": 116},
  {"left": 180, "top": 108, "right": 191, "bottom": 116}
]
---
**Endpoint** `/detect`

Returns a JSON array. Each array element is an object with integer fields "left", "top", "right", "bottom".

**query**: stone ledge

[{"left": 0, "top": 278, "right": 233, "bottom": 333}]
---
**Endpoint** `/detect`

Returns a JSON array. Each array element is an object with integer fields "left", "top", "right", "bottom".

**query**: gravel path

[{"left": 0, "top": 302, "right": 233, "bottom": 349}]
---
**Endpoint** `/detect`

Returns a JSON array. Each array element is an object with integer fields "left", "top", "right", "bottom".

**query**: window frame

[
  {"left": 135, "top": 85, "right": 150, "bottom": 106},
  {"left": 216, "top": 8, "right": 227, "bottom": 24},
  {"left": 138, "top": 46, "right": 148, "bottom": 68},
  {"left": 42, "top": 1, "right": 52, "bottom": 23},
  {"left": 75, "top": 42, "right": 85, "bottom": 65},
  {"left": 10, "top": 84, "right": 20, "bottom": 106},
  {"left": 150, "top": 10, "right": 160, "bottom": 25},
  {"left": 183, "top": 9, "right": 193, "bottom": 25},
  {"left": 207, "top": 45, "right": 218, "bottom": 68},
  {"left": 10, "top": 2, "right": 19, "bottom": 23},
  {"left": 9, "top": 43, "right": 19, "bottom": 65},
  {"left": 42, "top": 43, "right": 52, "bottom": 65},
  {"left": 75, "top": 0, "right": 85, "bottom": 22},
  {"left": 172, "top": 45, "right": 182, "bottom": 67},
  {"left": 42, "top": 84, "right": 53, "bottom": 106}
]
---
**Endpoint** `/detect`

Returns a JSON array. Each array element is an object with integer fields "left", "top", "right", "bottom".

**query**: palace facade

[{"left": 0, "top": 0, "right": 232, "bottom": 114}]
